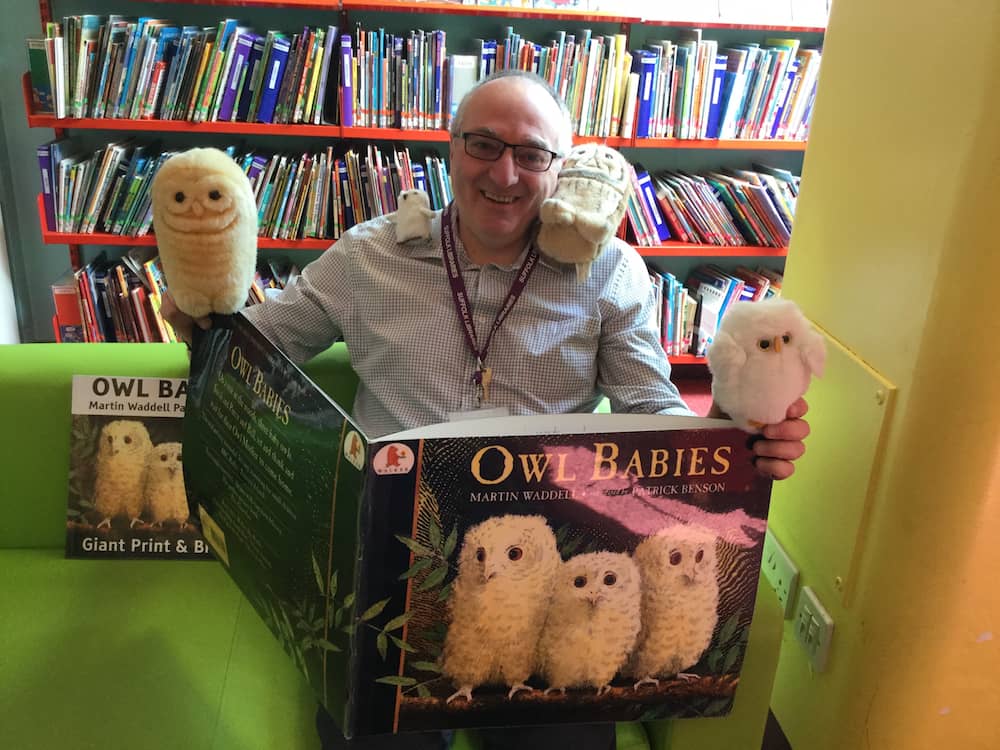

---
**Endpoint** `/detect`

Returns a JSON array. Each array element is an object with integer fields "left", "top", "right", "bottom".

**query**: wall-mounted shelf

[
  {"left": 36, "top": 195, "right": 334, "bottom": 251},
  {"left": 36, "top": 195, "right": 784, "bottom": 257},
  {"left": 22, "top": 73, "right": 807, "bottom": 152},
  {"left": 140, "top": 0, "right": 825, "bottom": 32}
]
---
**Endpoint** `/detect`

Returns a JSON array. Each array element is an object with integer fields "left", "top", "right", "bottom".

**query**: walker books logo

[
  {"left": 183, "top": 314, "right": 773, "bottom": 738},
  {"left": 65, "top": 375, "right": 211, "bottom": 560}
]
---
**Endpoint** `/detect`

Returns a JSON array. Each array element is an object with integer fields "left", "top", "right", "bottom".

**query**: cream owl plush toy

[
  {"left": 386, "top": 188, "right": 434, "bottom": 243},
  {"left": 151, "top": 147, "right": 258, "bottom": 318},
  {"left": 537, "top": 143, "right": 632, "bottom": 281},
  {"left": 707, "top": 298, "right": 826, "bottom": 433}
]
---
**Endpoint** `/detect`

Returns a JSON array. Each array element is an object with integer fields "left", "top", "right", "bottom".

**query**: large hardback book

[
  {"left": 184, "top": 314, "right": 773, "bottom": 738},
  {"left": 65, "top": 375, "right": 212, "bottom": 559}
]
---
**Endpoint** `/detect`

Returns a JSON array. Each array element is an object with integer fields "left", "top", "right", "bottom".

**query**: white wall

[{"left": 0, "top": 203, "right": 21, "bottom": 344}]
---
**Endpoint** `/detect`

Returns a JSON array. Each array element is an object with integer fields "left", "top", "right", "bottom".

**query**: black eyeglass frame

[{"left": 455, "top": 132, "right": 561, "bottom": 173}]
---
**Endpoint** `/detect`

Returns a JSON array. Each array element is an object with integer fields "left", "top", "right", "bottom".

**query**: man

[{"left": 165, "top": 70, "right": 809, "bottom": 749}]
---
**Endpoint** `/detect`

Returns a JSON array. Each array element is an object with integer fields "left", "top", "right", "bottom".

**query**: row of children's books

[
  {"left": 50, "top": 248, "right": 302, "bottom": 344},
  {"left": 650, "top": 263, "right": 783, "bottom": 357},
  {"left": 26, "top": 15, "right": 820, "bottom": 142},
  {"left": 622, "top": 163, "right": 798, "bottom": 248},
  {"left": 38, "top": 138, "right": 453, "bottom": 241},
  {"left": 26, "top": 16, "right": 342, "bottom": 125},
  {"left": 633, "top": 30, "right": 821, "bottom": 141}
]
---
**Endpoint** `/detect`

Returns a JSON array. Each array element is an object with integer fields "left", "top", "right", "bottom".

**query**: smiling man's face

[{"left": 448, "top": 77, "right": 567, "bottom": 264}]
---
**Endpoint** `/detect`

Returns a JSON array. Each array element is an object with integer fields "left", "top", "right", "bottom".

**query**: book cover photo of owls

[
  {"left": 65, "top": 375, "right": 211, "bottom": 560},
  {"left": 347, "top": 422, "right": 773, "bottom": 736}
]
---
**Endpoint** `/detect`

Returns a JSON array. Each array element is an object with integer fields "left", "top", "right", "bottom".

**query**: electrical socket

[
  {"left": 795, "top": 586, "right": 835, "bottom": 672},
  {"left": 761, "top": 529, "right": 799, "bottom": 618}
]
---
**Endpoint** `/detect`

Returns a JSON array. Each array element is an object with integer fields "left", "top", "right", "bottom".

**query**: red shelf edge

[
  {"left": 37, "top": 194, "right": 334, "bottom": 251},
  {"left": 139, "top": 0, "right": 824, "bottom": 31},
  {"left": 637, "top": 244, "right": 788, "bottom": 257},
  {"left": 668, "top": 354, "right": 707, "bottom": 365}
]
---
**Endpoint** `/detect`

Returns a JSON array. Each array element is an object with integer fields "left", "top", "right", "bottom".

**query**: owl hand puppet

[
  {"left": 537, "top": 144, "right": 632, "bottom": 281},
  {"left": 151, "top": 147, "right": 258, "bottom": 318},
  {"left": 707, "top": 298, "right": 826, "bottom": 433},
  {"left": 386, "top": 188, "right": 434, "bottom": 243}
]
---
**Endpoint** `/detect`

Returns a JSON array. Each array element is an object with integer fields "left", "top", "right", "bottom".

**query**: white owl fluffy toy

[
  {"left": 386, "top": 188, "right": 434, "bottom": 242},
  {"left": 537, "top": 144, "right": 632, "bottom": 281},
  {"left": 707, "top": 298, "right": 826, "bottom": 433},
  {"left": 150, "top": 147, "right": 258, "bottom": 318}
]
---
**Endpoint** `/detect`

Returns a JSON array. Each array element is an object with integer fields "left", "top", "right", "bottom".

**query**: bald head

[{"left": 449, "top": 70, "right": 573, "bottom": 155}]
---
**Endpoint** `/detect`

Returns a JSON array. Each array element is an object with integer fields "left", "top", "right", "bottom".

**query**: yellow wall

[{"left": 768, "top": 0, "right": 1000, "bottom": 748}]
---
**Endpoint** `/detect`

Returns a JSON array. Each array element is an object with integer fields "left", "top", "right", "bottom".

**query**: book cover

[
  {"left": 65, "top": 375, "right": 212, "bottom": 560},
  {"left": 26, "top": 38, "right": 54, "bottom": 115},
  {"left": 184, "top": 315, "right": 773, "bottom": 738},
  {"left": 51, "top": 270, "right": 85, "bottom": 342}
]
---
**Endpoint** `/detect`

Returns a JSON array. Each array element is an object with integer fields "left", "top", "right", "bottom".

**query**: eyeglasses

[{"left": 457, "top": 132, "right": 560, "bottom": 173}]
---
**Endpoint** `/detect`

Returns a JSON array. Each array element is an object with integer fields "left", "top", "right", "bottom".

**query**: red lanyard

[{"left": 441, "top": 204, "right": 539, "bottom": 403}]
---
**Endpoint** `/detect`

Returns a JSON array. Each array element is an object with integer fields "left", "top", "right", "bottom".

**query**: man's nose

[{"left": 488, "top": 147, "right": 519, "bottom": 186}]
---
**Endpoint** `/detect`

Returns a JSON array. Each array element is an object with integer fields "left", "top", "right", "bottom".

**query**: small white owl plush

[
  {"left": 151, "top": 147, "right": 258, "bottom": 318},
  {"left": 537, "top": 144, "right": 632, "bottom": 281},
  {"left": 707, "top": 298, "right": 826, "bottom": 433},
  {"left": 386, "top": 188, "right": 434, "bottom": 243}
]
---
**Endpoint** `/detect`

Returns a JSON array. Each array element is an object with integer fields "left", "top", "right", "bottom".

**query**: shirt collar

[{"left": 400, "top": 206, "right": 570, "bottom": 274}]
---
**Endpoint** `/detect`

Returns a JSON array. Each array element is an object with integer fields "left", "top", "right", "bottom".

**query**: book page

[{"left": 382, "top": 413, "right": 732, "bottom": 442}]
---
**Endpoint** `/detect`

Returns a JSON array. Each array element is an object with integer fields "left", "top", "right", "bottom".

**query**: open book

[{"left": 183, "top": 313, "right": 773, "bottom": 738}]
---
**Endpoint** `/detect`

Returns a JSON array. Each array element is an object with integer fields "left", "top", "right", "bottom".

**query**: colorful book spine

[
  {"left": 704, "top": 54, "right": 728, "bottom": 140},
  {"left": 313, "top": 26, "right": 339, "bottom": 125},
  {"left": 37, "top": 143, "right": 55, "bottom": 232},
  {"left": 219, "top": 32, "right": 253, "bottom": 122},
  {"left": 635, "top": 169, "right": 671, "bottom": 243},
  {"left": 633, "top": 51, "right": 656, "bottom": 139},
  {"left": 256, "top": 35, "right": 291, "bottom": 123},
  {"left": 340, "top": 35, "right": 354, "bottom": 127}
]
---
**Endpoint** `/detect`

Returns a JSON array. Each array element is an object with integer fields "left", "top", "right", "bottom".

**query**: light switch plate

[{"left": 795, "top": 586, "right": 835, "bottom": 672}]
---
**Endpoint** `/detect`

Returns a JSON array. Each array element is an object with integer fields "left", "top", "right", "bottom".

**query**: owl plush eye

[
  {"left": 757, "top": 339, "right": 771, "bottom": 351},
  {"left": 507, "top": 546, "right": 523, "bottom": 561},
  {"left": 174, "top": 191, "right": 185, "bottom": 203},
  {"left": 160, "top": 453, "right": 169, "bottom": 462},
  {"left": 573, "top": 575, "right": 587, "bottom": 588},
  {"left": 695, "top": 549, "right": 704, "bottom": 563},
  {"left": 208, "top": 189, "right": 222, "bottom": 200},
  {"left": 603, "top": 572, "right": 617, "bottom": 586},
  {"left": 782, "top": 333, "right": 792, "bottom": 344},
  {"left": 124, "top": 435, "right": 133, "bottom": 445},
  {"left": 475, "top": 547, "right": 486, "bottom": 563},
  {"left": 669, "top": 550, "right": 682, "bottom": 566}
]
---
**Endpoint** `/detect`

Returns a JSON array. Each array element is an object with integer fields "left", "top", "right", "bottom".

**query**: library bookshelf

[{"left": 27, "top": 0, "right": 817, "bottom": 353}]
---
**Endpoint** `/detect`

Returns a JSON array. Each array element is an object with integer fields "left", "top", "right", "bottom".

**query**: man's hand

[
  {"left": 160, "top": 290, "right": 211, "bottom": 347},
  {"left": 751, "top": 397, "right": 810, "bottom": 480}
]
